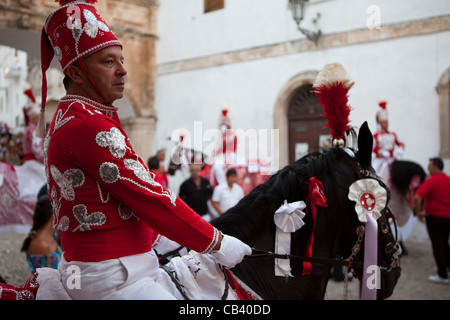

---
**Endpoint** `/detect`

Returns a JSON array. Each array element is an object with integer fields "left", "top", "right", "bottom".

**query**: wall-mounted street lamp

[{"left": 289, "top": 0, "right": 321, "bottom": 44}]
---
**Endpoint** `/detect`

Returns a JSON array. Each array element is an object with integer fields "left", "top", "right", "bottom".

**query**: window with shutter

[{"left": 204, "top": 0, "right": 224, "bottom": 13}]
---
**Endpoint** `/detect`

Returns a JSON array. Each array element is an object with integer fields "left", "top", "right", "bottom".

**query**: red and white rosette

[
  {"left": 348, "top": 178, "right": 387, "bottom": 223},
  {"left": 348, "top": 178, "right": 387, "bottom": 300}
]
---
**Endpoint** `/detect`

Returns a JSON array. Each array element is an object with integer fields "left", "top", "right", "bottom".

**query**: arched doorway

[
  {"left": 287, "top": 84, "right": 329, "bottom": 163},
  {"left": 273, "top": 71, "right": 319, "bottom": 168}
]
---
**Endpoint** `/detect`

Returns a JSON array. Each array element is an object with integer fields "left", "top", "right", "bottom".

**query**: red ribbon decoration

[{"left": 302, "top": 177, "right": 327, "bottom": 276}]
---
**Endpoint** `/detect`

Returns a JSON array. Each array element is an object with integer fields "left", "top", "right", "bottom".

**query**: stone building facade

[
  {"left": 1, "top": 0, "right": 449, "bottom": 192},
  {"left": 0, "top": 0, "right": 158, "bottom": 162},
  {"left": 154, "top": 0, "right": 450, "bottom": 185}
]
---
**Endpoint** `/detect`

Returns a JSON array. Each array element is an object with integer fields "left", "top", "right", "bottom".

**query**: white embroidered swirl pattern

[
  {"left": 50, "top": 165, "right": 85, "bottom": 201},
  {"left": 72, "top": 204, "right": 106, "bottom": 232}
]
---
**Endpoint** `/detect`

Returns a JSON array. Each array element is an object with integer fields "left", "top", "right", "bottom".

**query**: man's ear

[{"left": 65, "top": 64, "right": 84, "bottom": 85}]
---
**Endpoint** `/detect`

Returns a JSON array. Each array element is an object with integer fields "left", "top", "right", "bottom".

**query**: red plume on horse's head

[{"left": 313, "top": 62, "right": 353, "bottom": 143}]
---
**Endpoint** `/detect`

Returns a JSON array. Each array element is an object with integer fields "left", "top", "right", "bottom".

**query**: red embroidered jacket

[{"left": 45, "top": 95, "right": 219, "bottom": 262}]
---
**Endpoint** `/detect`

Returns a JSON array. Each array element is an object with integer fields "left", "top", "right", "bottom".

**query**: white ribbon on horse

[
  {"left": 348, "top": 178, "right": 387, "bottom": 300},
  {"left": 273, "top": 200, "right": 306, "bottom": 277}
]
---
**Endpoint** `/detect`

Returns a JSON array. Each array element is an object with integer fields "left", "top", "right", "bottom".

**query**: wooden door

[{"left": 288, "top": 84, "right": 331, "bottom": 164}]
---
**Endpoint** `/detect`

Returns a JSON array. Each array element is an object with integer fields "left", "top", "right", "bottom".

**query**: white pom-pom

[{"left": 313, "top": 62, "right": 352, "bottom": 88}]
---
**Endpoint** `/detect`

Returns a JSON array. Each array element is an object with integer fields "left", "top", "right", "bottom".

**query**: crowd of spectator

[{"left": 0, "top": 123, "right": 24, "bottom": 166}]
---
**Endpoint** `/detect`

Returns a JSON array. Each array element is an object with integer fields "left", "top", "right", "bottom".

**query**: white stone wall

[
  {"left": 154, "top": 0, "right": 450, "bottom": 187},
  {"left": 157, "top": 0, "right": 450, "bottom": 63}
]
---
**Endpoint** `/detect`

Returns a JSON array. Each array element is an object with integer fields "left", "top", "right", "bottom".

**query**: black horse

[
  {"left": 0, "top": 122, "right": 400, "bottom": 300},
  {"left": 390, "top": 160, "right": 426, "bottom": 197},
  {"left": 212, "top": 122, "right": 401, "bottom": 299},
  {"left": 384, "top": 159, "right": 426, "bottom": 253}
]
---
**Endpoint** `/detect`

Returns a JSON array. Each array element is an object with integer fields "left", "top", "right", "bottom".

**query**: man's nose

[{"left": 117, "top": 62, "right": 127, "bottom": 76}]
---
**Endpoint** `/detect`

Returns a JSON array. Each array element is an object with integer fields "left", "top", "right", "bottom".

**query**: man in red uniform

[
  {"left": 37, "top": 0, "right": 250, "bottom": 299},
  {"left": 414, "top": 158, "right": 450, "bottom": 284}
]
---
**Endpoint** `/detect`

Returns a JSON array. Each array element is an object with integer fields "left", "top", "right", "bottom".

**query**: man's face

[
  {"left": 379, "top": 119, "right": 389, "bottom": 131},
  {"left": 427, "top": 160, "right": 437, "bottom": 175},
  {"left": 227, "top": 174, "right": 237, "bottom": 185},
  {"left": 83, "top": 46, "right": 127, "bottom": 105},
  {"left": 157, "top": 150, "right": 166, "bottom": 161},
  {"left": 190, "top": 164, "right": 200, "bottom": 178}
]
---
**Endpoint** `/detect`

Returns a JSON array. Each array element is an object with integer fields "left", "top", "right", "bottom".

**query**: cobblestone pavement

[{"left": 1, "top": 221, "right": 448, "bottom": 299}]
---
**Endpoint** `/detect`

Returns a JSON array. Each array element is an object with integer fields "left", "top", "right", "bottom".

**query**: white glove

[
  {"left": 394, "top": 147, "right": 404, "bottom": 159},
  {"left": 210, "top": 234, "right": 252, "bottom": 269},
  {"left": 381, "top": 149, "right": 391, "bottom": 158}
]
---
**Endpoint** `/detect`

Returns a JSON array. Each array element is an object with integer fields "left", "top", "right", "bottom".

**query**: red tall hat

[
  {"left": 23, "top": 88, "right": 36, "bottom": 103},
  {"left": 376, "top": 97, "right": 388, "bottom": 123},
  {"left": 38, "top": 0, "right": 122, "bottom": 137},
  {"left": 220, "top": 108, "right": 231, "bottom": 130},
  {"left": 23, "top": 88, "right": 40, "bottom": 126}
]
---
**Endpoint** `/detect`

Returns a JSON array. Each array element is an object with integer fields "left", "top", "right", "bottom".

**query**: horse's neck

[
  {"left": 232, "top": 227, "right": 337, "bottom": 300},
  {"left": 232, "top": 257, "right": 332, "bottom": 300}
]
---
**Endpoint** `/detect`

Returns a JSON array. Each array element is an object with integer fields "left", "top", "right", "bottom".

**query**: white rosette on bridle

[
  {"left": 348, "top": 178, "right": 387, "bottom": 300},
  {"left": 273, "top": 200, "right": 306, "bottom": 277}
]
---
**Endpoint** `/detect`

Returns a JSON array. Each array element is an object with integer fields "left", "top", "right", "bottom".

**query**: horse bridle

[
  {"left": 342, "top": 148, "right": 402, "bottom": 272},
  {"left": 157, "top": 148, "right": 401, "bottom": 300},
  {"left": 249, "top": 147, "right": 401, "bottom": 273}
]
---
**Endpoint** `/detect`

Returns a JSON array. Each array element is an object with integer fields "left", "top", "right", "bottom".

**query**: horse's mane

[
  {"left": 390, "top": 160, "right": 426, "bottom": 195},
  {"left": 212, "top": 148, "right": 350, "bottom": 243}
]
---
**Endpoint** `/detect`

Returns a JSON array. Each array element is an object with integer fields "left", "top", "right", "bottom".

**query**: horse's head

[
  {"left": 212, "top": 121, "right": 401, "bottom": 300},
  {"left": 342, "top": 122, "right": 401, "bottom": 299}
]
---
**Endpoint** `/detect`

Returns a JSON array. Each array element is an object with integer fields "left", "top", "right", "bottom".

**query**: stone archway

[
  {"left": 287, "top": 84, "right": 329, "bottom": 164},
  {"left": 273, "top": 70, "right": 319, "bottom": 168},
  {"left": 436, "top": 67, "right": 450, "bottom": 159},
  {"left": 0, "top": 0, "right": 158, "bottom": 161}
]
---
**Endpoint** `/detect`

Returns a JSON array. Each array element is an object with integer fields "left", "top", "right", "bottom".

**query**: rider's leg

[{"left": 59, "top": 251, "right": 178, "bottom": 300}]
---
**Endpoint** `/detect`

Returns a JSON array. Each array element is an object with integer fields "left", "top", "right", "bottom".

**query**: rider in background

[
  {"left": 372, "top": 98, "right": 412, "bottom": 255},
  {"left": 372, "top": 98, "right": 405, "bottom": 180}
]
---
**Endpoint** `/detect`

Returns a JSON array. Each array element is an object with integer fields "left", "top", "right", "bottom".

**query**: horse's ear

[{"left": 356, "top": 121, "right": 373, "bottom": 168}]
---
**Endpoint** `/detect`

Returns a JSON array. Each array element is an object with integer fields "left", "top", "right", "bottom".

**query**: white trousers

[
  {"left": 58, "top": 251, "right": 177, "bottom": 300},
  {"left": 36, "top": 237, "right": 239, "bottom": 300}
]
